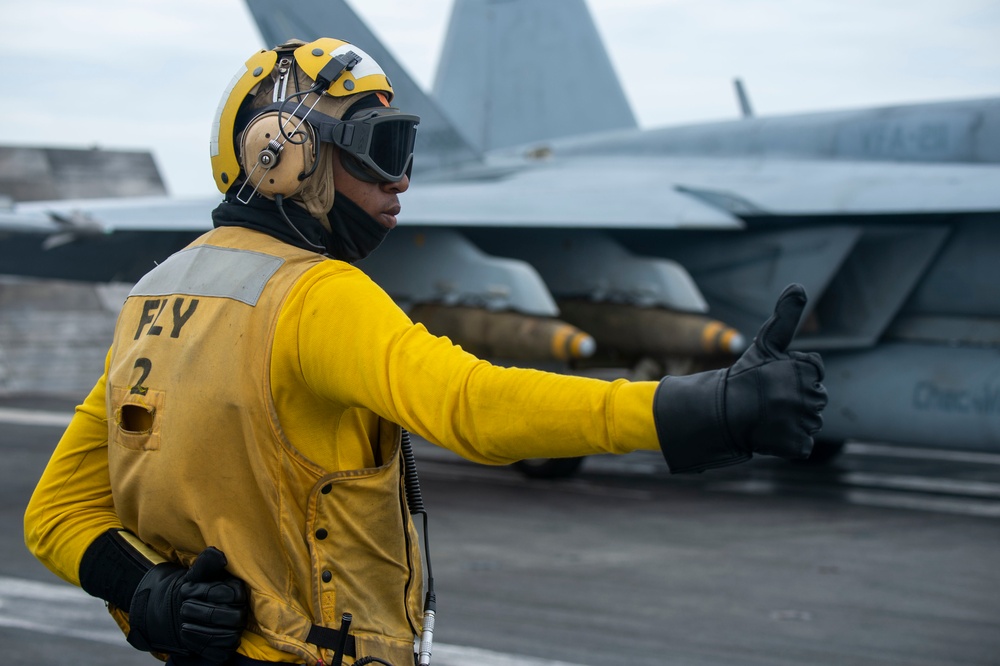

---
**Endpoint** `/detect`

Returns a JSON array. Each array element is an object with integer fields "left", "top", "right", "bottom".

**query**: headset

[
  {"left": 238, "top": 104, "right": 419, "bottom": 201},
  {"left": 210, "top": 38, "right": 419, "bottom": 201}
]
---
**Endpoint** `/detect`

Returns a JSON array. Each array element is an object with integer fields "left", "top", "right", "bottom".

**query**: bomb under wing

[
  {"left": 555, "top": 300, "right": 746, "bottom": 358},
  {"left": 409, "top": 304, "right": 596, "bottom": 362}
]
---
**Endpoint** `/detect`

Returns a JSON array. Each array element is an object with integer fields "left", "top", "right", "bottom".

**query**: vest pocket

[
  {"left": 110, "top": 385, "right": 165, "bottom": 451},
  {"left": 352, "top": 633, "right": 418, "bottom": 666}
]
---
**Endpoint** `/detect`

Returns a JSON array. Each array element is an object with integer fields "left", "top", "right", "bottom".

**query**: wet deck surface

[
  {"left": 3, "top": 278, "right": 999, "bottom": 664},
  {"left": 3, "top": 394, "right": 999, "bottom": 665}
]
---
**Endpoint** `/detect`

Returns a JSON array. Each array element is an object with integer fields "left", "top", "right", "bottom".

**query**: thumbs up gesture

[
  {"left": 727, "top": 284, "right": 827, "bottom": 458},
  {"left": 653, "top": 284, "right": 828, "bottom": 473}
]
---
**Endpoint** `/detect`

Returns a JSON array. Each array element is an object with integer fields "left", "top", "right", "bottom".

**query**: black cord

[
  {"left": 273, "top": 194, "right": 328, "bottom": 255},
  {"left": 401, "top": 429, "right": 437, "bottom": 665},
  {"left": 276, "top": 80, "right": 325, "bottom": 145},
  {"left": 274, "top": 70, "right": 324, "bottom": 186},
  {"left": 401, "top": 429, "right": 434, "bottom": 586},
  {"left": 298, "top": 133, "right": 322, "bottom": 182}
]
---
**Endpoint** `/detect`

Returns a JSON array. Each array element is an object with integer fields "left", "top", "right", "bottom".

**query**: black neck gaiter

[
  {"left": 327, "top": 194, "right": 391, "bottom": 263},
  {"left": 211, "top": 192, "right": 389, "bottom": 263}
]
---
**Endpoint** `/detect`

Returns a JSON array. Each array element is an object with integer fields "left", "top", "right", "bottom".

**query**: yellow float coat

[{"left": 25, "top": 226, "right": 660, "bottom": 663}]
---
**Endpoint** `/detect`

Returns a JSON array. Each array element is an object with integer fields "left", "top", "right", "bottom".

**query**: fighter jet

[{"left": 2, "top": 0, "right": 999, "bottom": 474}]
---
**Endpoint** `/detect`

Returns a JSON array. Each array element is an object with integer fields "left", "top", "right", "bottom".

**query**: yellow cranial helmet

[{"left": 209, "top": 37, "right": 416, "bottom": 201}]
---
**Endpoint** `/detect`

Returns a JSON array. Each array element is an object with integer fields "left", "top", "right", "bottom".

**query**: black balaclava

[
  {"left": 212, "top": 190, "right": 388, "bottom": 264},
  {"left": 327, "top": 192, "right": 390, "bottom": 262}
]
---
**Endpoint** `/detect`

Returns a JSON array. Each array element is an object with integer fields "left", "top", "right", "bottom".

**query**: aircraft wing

[
  {"left": 0, "top": 168, "right": 737, "bottom": 284},
  {"left": 400, "top": 158, "right": 740, "bottom": 228},
  {"left": 4, "top": 149, "right": 999, "bottom": 304},
  {"left": 5, "top": 196, "right": 220, "bottom": 231},
  {"left": 4, "top": 151, "right": 997, "bottom": 237},
  {"left": 648, "top": 156, "right": 1000, "bottom": 216},
  {"left": 403, "top": 155, "right": 1000, "bottom": 224},
  {"left": 0, "top": 196, "right": 217, "bottom": 282}
]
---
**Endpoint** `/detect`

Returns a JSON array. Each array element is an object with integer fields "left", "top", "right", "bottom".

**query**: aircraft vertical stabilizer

[
  {"left": 432, "top": 0, "right": 637, "bottom": 151},
  {"left": 243, "top": 0, "right": 481, "bottom": 172}
]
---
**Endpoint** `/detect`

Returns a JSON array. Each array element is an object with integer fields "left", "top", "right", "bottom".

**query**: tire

[{"left": 513, "top": 457, "right": 585, "bottom": 479}]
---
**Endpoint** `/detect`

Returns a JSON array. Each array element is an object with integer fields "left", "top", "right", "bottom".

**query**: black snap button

[
  {"left": 316, "top": 528, "right": 328, "bottom": 540},
  {"left": 322, "top": 484, "right": 332, "bottom": 494},
  {"left": 322, "top": 570, "right": 332, "bottom": 583}
]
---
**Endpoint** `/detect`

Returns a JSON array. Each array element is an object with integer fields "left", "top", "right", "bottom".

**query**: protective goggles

[
  {"left": 259, "top": 103, "right": 419, "bottom": 183},
  {"left": 322, "top": 108, "right": 419, "bottom": 183}
]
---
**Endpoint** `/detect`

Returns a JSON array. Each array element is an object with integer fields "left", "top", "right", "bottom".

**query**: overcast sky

[{"left": 1, "top": 0, "right": 998, "bottom": 197}]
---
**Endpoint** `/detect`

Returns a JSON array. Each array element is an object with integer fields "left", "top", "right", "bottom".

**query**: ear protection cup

[{"left": 239, "top": 112, "right": 317, "bottom": 198}]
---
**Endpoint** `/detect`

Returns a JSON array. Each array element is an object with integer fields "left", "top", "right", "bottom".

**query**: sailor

[{"left": 24, "top": 37, "right": 827, "bottom": 666}]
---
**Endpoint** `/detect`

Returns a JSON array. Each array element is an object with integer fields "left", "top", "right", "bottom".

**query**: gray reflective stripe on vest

[{"left": 130, "top": 245, "right": 285, "bottom": 306}]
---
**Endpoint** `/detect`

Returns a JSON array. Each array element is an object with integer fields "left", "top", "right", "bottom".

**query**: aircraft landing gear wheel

[{"left": 513, "top": 457, "right": 585, "bottom": 479}]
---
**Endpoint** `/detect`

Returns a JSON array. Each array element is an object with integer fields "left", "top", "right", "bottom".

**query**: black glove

[
  {"left": 653, "top": 283, "right": 827, "bottom": 473},
  {"left": 79, "top": 531, "right": 248, "bottom": 663},
  {"left": 127, "top": 546, "right": 248, "bottom": 661}
]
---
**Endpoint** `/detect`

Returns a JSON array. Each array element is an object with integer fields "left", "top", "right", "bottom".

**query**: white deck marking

[
  {"left": 0, "top": 407, "right": 73, "bottom": 427},
  {"left": 846, "top": 441, "right": 1000, "bottom": 465},
  {"left": 0, "top": 576, "right": 587, "bottom": 666},
  {"left": 842, "top": 472, "right": 1000, "bottom": 498}
]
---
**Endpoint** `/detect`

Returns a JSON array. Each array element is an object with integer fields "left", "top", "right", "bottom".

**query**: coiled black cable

[
  {"left": 401, "top": 429, "right": 437, "bottom": 665},
  {"left": 401, "top": 429, "right": 433, "bottom": 582},
  {"left": 401, "top": 429, "right": 425, "bottom": 514}
]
